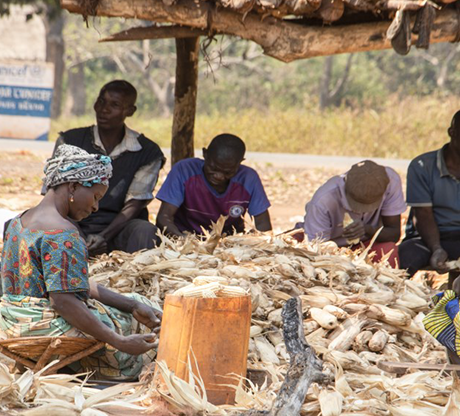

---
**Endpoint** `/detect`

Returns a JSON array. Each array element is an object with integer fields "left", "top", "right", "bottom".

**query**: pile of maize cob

[{"left": 76, "top": 225, "right": 460, "bottom": 414}]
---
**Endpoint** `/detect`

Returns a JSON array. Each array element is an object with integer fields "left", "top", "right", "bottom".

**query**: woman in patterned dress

[
  {"left": 0, "top": 144, "right": 162, "bottom": 380},
  {"left": 423, "top": 276, "right": 460, "bottom": 366}
]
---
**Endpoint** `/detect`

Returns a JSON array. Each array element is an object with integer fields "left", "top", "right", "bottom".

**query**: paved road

[{"left": 0, "top": 138, "right": 410, "bottom": 171}]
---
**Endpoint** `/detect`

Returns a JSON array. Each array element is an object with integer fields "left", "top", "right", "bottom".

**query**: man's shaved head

[
  {"left": 202, "top": 134, "right": 246, "bottom": 192},
  {"left": 100, "top": 80, "right": 137, "bottom": 106},
  {"left": 206, "top": 134, "right": 246, "bottom": 163},
  {"left": 451, "top": 110, "right": 460, "bottom": 131},
  {"left": 447, "top": 110, "right": 460, "bottom": 146}
]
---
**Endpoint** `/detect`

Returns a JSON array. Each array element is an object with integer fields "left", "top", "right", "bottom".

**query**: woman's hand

[
  {"left": 132, "top": 303, "right": 162, "bottom": 332},
  {"left": 115, "top": 333, "right": 158, "bottom": 355}
]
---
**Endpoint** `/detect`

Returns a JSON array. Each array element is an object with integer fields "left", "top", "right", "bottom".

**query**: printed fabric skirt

[
  {"left": 0, "top": 293, "right": 161, "bottom": 380},
  {"left": 423, "top": 290, "right": 460, "bottom": 355}
]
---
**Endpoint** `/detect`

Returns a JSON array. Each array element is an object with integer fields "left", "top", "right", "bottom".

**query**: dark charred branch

[{"left": 239, "top": 297, "right": 326, "bottom": 416}]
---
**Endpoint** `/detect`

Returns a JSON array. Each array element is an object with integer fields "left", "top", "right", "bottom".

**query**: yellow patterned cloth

[{"left": 423, "top": 290, "right": 460, "bottom": 355}]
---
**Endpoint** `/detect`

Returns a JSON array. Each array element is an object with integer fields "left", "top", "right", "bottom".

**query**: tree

[{"left": 319, "top": 55, "right": 353, "bottom": 110}]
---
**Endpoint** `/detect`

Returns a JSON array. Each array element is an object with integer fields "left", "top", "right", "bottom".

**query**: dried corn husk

[
  {"left": 300, "top": 294, "right": 332, "bottom": 309},
  {"left": 367, "top": 304, "right": 411, "bottom": 326},
  {"left": 359, "top": 289, "right": 395, "bottom": 305},
  {"left": 155, "top": 359, "right": 226, "bottom": 414},
  {"left": 318, "top": 389, "right": 343, "bottom": 416},
  {"left": 250, "top": 325, "right": 263, "bottom": 338},
  {"left": 395, "top": 292, "right": 428, "bottom": 310},
  {"left": 254, "top": 337, "right": 280, "bottom": 364},
  {"left": 328, "top": 317, "right": 370, "bottom": 351},
  {"left": 443, "top": 372, "right": 460, "bottom": 415},
  {"left": 333, "top": 362, "right": 353, "bottom": 398}
]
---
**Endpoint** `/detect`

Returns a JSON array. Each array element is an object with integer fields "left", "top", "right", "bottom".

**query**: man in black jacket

[{"left": 51, "top": 80, "right": 165, "bottom": 256}]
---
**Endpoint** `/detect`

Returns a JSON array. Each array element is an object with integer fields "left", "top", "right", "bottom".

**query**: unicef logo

[{"left": 229, "top": 205, "right": 244, "bottom": 218}]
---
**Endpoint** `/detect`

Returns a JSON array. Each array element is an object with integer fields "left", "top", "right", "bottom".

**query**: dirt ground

[{"left": 0, "top": 149, "right": 351, "bottom": 234}]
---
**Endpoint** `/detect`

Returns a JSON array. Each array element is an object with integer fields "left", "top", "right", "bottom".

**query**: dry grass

[{"left": 51, "top": 95, "right": 460, "bottom": 159}]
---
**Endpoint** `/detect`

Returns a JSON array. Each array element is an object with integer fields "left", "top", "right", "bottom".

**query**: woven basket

[
  {"left": 0, "top": 336, "right": 100, "bottom": 359},
  {"left": 0, "top": 336, "right": 105, "bottom": 375}
]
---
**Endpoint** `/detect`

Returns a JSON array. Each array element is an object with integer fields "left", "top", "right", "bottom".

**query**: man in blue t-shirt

[
  {"left": 400, "top": 110, "right": 460, "bottom": 287},
  {"left": 156, "top": 134, "right": 272, "bottom": 236}
]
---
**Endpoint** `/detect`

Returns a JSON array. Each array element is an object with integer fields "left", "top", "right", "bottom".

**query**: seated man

[
  {"left": 400, "top": 111, "right": 460, "bottom": 286},
  {"left": 300, "top": 160, "right": 406, "bottom": 267},
  {"left": 156, "top": 133, "right": 272, "bottom": 236},
  {"left": 50, "top": 80, "right": 165, "bottom": 256}
]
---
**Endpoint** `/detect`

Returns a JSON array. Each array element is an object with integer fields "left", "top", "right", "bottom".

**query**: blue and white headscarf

[{"left": 43, "top": 144, "right": 112, "bottom": 191}]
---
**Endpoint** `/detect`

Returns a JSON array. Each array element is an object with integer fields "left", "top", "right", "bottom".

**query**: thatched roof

[{"left": 61, "top": 0, "right": 460, "bottom": 61}]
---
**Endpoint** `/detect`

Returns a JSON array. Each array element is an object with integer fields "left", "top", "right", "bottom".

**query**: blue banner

[{"left": 0, "top": 85, "right": 53, "bottom": 118}]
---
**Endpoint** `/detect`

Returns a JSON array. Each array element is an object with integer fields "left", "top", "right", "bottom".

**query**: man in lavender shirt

[
  {"left": 302, "top": 160, "right": 406, "bottom": 267},
  {"left": 156, "top": 134, "right": 272, "bottom": 236}
]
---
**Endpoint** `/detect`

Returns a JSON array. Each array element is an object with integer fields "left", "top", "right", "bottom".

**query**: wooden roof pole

[
  {"left": 171, "top": 37, "right": 200, "bottom": 165},
  {"left": 99, "top": 25, "right": 206, "bottom": 42}
]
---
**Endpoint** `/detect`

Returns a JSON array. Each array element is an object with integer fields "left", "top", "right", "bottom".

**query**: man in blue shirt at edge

[
  {"left": 156, "top": 134, "right": 272, "bottom": 237},
  {"left": 400, "top": 111, "right": 460, "bottom": 288}
]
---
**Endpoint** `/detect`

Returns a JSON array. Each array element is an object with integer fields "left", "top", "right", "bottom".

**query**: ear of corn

[
  {"left": 343, "top": 213, "right": 360, "bottom": 245},
  {"left": 324, "top": 305, "right": 348, "bottom": 320},
  {"left": 193, "top": 275, "right": 229, "bottom": 286},
  {"left": 303, "top": 319, "right": 320, "bottom": 335},
  {"left": 300, "top": 294, "right": 332, "bottom": 309},
  {"left": 219, "top": 285, "right": 249, "bottom": 297},
  {"left": 173, "top": 282, "right": 221, "bottom": 297},
  {"left": 368, "top": 330, "right": 389, "bottom": 352},
  {"left": 310, "top": 307, "right": 339, "bottom": 329},
  {"left": 173, "top": 281, "right": 248, "bottom": 298},
  {"left": 353, "top": 330, "right": 373, "bottom": 352}
]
